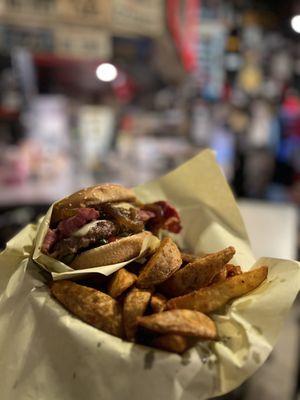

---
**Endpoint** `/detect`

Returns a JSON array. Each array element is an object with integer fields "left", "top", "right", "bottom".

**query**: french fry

[
  {"left": 123, "top": 287, "right": 152, "bottom": 341},
  {"left": 150, "top": 293, "right": 167, "bottom": 313},
  {"left": 107, "top": 268, "right": 137, "bottom": 298},
  {"left": 50, "top": 280, "right": 123, "bottom": 337},
  {"left": 152, "top": 334, "right": 197, "bottom": 354},
  {"left": 160, "top": 246, "right": 235, "bottom": 297},
  {"left": 136, "top": 237, "right": 182, "bottom": 288},
  {"left": 167, "top": 266, "right": 268, "bottom": 313},
  {"left": 137, "top": 309, "right": 217, "bottom": 339}
]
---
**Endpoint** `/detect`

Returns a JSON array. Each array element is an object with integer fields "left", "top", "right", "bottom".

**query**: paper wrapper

[{"left": 0, "top": 149, "right": 299, "bottom": 400}]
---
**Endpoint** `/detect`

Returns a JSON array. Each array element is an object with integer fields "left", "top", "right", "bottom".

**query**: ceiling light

[
  {"left": 96, "top": 63, "right": 118, "bottom": 82},
  {"left": 291, "top": 15, "right": 300, "bottom": 33}
]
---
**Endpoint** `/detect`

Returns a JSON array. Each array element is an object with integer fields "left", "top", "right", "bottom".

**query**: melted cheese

[
  {"left": 113, "top": 202, "right": 136, "bottom": 210},
  {"left": 72, "top": 220, "right": 100, "bottom": 237},
  {"left": 72, "top": 202, "right": 136, "bottom": 237}
]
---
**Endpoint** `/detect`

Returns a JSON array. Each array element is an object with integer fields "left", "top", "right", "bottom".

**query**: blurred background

[{"left": 0, "top": 1, "right": 299, "bottom": 398}]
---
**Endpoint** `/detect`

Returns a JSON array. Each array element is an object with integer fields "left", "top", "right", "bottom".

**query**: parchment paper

[{"left": 0, "top": 149, "right": 299, "bottom": 400}]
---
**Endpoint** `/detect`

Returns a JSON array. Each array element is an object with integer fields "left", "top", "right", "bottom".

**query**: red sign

[{"left": 167, "top": 0, "right": 199, "bottom": 72}]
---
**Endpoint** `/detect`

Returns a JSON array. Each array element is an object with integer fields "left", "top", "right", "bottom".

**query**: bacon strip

[
  {"left": 156, "top": 201, "right": 182, "bottom": 233},
  {"left": 138, "top": 209, "right": 156, "bottom": 222},
  {"left": 42, "top": 208, "right": 99, "bottom": 254},
  {"left": 142, "top": 201, "right": 182, "bottom": 234},
  {"left": 57, "top": 208, "right": 99, "bottom": 239},
  {"left": 42, "top": 228, "right": 58, "bottom": 254}
]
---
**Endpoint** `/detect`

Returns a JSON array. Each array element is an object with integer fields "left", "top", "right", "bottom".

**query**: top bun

[{"left": 52, "top": 184, "right": 136, "bottom": 224}]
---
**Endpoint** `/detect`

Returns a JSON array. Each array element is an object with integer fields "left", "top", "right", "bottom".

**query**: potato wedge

[
  {"left": 226, "top": 264, "right": 242, "bottom": 277},
  {"left": 181, "top": 252, "right": 199, "bottom": 264},
  {"left": 123, "top": 287, "right": 152, "bottom": 341},
  {"left": 160, "top": 246, "right": 235, "bottom": 297},
  {"left": 150, "top": 293, "right": 167, "bottom": 313},
  {"left": 51, "top": 280, "right": 123, "bottom": 337},
  {"left": 107, "top": 268, "right": 137, "bottom": 298},
  {"left": 167, "top": 266, "right": 268, "bottom": 313},
  {"left": 211, "top": 265, "right": 227, "bottom": 284},
  {"left": 212, "top": 263, "right": 242, "bottom": 284},
  {"left": 152, "top": 334, "right": 197, "bottom": 354},
  {"left": 136, "top": 237, "right": 182, "bottom": 288},
  {"left": 137, "top": 309, "right": 217, "bottom": 339}
]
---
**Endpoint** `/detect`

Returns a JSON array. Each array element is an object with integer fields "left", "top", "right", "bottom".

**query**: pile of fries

[{"left": 50, "top": 238, "right": 268, "bottom": 354}]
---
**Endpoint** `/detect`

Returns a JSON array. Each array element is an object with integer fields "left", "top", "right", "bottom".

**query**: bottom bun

[{"left": 70, "top": 231, "right": 153, "bottom": 270}]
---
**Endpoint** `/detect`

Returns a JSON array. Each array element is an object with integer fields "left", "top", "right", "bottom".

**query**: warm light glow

[
  {"left": 96, "top": 63, "right": 118, "bottom": 82},
  {"left": 291, "top": 15, "right": 300, "bottom": 33}
]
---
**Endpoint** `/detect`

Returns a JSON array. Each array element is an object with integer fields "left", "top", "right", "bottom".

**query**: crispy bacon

[
  {"left": 142, "top": 201, "right": 182, "bottom": 234},
  {"left": 138, "top": 209, "right": 156, "bottom": 222},
  {"left": 156, "top": 201, "right": 182, "bottom": 233},
  {"left": 42, "top": 228, "right": 58, "bottom": 254},
  {"left": 57, "top": 208, "right": 99, "bottom": 239},
  {"left": 42, "top": 208, "right": 99, "bottom": 254},
  {"left": 163, "top": 216, "right": 182, "bottom": 233}
]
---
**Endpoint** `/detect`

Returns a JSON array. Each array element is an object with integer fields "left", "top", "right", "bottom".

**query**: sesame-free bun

[
  {"left": 70, "top": 231, "right": 152, "bottom": 269},
  {"left": 52, "top": 184, "right": 136, "bottom": 224}
]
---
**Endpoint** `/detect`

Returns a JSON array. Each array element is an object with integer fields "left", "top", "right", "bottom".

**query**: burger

[{"left": 42, "top": 184, "right": 182, "bottom": 269}]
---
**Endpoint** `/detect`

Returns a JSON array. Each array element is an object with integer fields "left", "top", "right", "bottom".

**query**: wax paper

[{"left": 0, "top": 149, "right": 299, "bottom": 400}]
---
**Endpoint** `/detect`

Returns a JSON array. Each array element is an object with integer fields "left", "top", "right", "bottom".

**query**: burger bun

[{"left": 70, "top": 231, "right": 154, "bottom": 269}]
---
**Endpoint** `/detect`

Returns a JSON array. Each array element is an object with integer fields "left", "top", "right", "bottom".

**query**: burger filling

[{"left": 42, "top": 201, "right": 181, "bottom": 262}]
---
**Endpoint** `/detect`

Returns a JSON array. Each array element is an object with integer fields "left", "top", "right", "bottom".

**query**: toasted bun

[
  {"left": 52, "top": 184, "right": 136, "bottom": 224},
  {"left": 70, "top": 231, "right": 151, "bottom": 270}
]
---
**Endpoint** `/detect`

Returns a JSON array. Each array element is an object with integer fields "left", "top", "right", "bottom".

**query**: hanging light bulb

[
  {"left": 291, "top": 15, "right": 300, "bottom": 33},
  {"left": 96, "top": 63, "right": 118, "bottom": 82}
]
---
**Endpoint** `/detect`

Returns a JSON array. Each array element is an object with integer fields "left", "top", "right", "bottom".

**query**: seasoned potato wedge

[
  {"left": 161, "top": 246, "right": 235, "bottom": 297},
  {"left": 107, "top": 268, "right": 137, "bottom": 298},
  {"left": 211, "top": 265, "right": 228, "bottom": 284},
  {"left": 136, "top": 237, "right": 182, "bottom": 288},
  {"left": 150, "top": 293, "right": 167, "bottom": 313},
  {"left": 137, "top": 309, "right": 217, "bottom": 339},
  {"left": 152, "top": 334, "right": 197, "bottom": 354},
  {"left": 212, "top": 263, "right": 242, "bottom": 284},
  {"left": 180, "top": 252, "right": 199, "bottom": 264},
  {"left": 226, "top": 264, "right": 242, "bottom": 277},
  {"left": 167, "top": 266, "right": 268, "bottom": 313},
  {"left": 51, "top": 280, "right": 123, "bottom": 337},
  {"left": 123, "top": 287, "right": 152, "bottom": 341}
]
